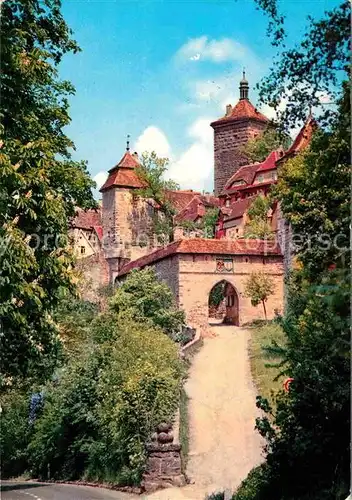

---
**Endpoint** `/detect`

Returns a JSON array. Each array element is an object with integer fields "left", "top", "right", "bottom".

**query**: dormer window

[{"left": 225, "top": 199, "right": 230, "bottom": 207}]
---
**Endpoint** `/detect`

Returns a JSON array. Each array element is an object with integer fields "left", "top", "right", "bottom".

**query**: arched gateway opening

[{"left": 208, "top": 280, "right": 239, "bottom": 326}]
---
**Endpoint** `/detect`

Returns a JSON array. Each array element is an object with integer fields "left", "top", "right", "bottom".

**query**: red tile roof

[
  {"left": 175, "top": 194, "right": 220, "bottom": 223},
  {"left": 255, "top": 150, "right": 282, "bottom": 172},
  {"left": 118, "top": 238, "right": 282, "bottom": 277},
  {"left": 111, "top": 151, "right": 140, "bottom": 170},
  {"left": 100, "top": 151, "right": 144, "bottom": 192},
  {"left": 71, "top": 207, "right": 102, "bottom": 230},
  {"left": 278, "top": 116, "right": 317, "bottom": 163},
  {"left": 222, "top": 149, "right": 282, "bottom": 194},
  {"left": 211, "top": 99, "right": 269, "bottom": 127},
  {"left": 223, "top": 163, "right": 259, "bottom": 191},
  {"left": 100, "top": 168, "right": 145, "bottom": 191},
  {"left": 93, "top": 226, "right": 103, "bottom": 241},
  {"left": 223, "top": 197, "right": 255, "bottom": 221},
  {"left": 166, "top": 190, "right": 200, "bottom": 213}
]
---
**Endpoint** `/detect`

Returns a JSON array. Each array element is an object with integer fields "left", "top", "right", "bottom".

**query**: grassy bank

[{"left": 248, "top": 321, "right": 286, "bottom": 407}]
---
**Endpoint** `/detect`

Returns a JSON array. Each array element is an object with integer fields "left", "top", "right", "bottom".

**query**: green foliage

[
  {"left": 242, "top": 129, "right": 291, "bottom": 163},
  {"left": 252, "top": 270, "right": 350, "bottom": 499},
  {"left": 238, "top": 3, "right": 351, "bottom": 493},
  {"left": 136, "top": 151, "right": 179, "bottom": 243},
  {"left": 244, "top": 272, "right": 275, "bottom": 319},
  {"left": 252, "top": 0, "right": 285, "bottom": 46},
  {"left": 52, "top": 291, "right": 99, "bottom": 357},
  {"left": 258, "top": 1, "right": 350, "bottom": 129},
  {"left": 1, "top": 270, "right": 184, "bottom": 484},
  {"left": 0, "top": 0, "right": 96, "bottom": 388},
  {"left": 111, "top": 268, "right": 185, "bottom": 340},
  {"left": 209, "top": 281, "right": 225, "bottom": 307},
  {"left": 0, "top": 389, "right": 32, "bottom": 477},
  {"left": 206, "top": 493, "right": 225, "bottom": 500},
  {"left": 248, "top": 322, "right": 285, "bottom": 410},
  {"left": 275, "top": 84, "right": 350, "bottom": 276},
  {"left": 26, "top": 317, "right": 183, "bottom": 484},
  {"left": 201, "top": 207, "right": 220, "bottom": 238},
  {"left": 244, "top": 195, "right": 274, "bottom": 239},
  {"left": 179, "top": 387, "right": 189, "bottom": 473},
  {"left": 233, "top": 464, "right": 270, "bottom": 499}
]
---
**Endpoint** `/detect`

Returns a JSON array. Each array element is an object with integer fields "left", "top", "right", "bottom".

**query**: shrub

[
  {"left": 0, "top": 390, "right": 32, "bottom": 478},
  {"left": 27, "top": 317, "right": 183, "bottom": 484},
  {"left": 111, "top": 267, "right": 186, "bottom": 339},
  {"left": 232, "top": 465, "right": 270, "bottom": 499}
]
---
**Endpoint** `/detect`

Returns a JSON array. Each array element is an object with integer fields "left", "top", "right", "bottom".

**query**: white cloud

[
  {"left": 194, "top": 79, "right": 226, "bottom": 102},
  {"left": 168, "top": 117, "right": 214, "bottom": 192},
  {"left": 177, "top": 36, "right": 248, "bottom": 64},
  {"left": 93, "top": 171, "right": 108, "bottom": 190},
  {"left": 134, "top": 120, "right": 215, "bottom": 192},
  {"left": 134, "top": 126, "right": 171, "bottom": 157}
]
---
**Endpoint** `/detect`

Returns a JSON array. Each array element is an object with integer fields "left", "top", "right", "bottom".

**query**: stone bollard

[{"left": 141, "top": 422, "right": 186, "bottom": 493}]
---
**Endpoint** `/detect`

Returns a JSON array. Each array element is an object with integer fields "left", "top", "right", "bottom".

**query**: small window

[
  {"left": 225, "top": 199, "right": 230, "bottom": 207},
  {"left": 271, "top": 171, "right": 277, "bottom": 181},
  {"left": 257, "top": 174, "right": 264, "bottom": 183},
  {"left": 80, "top": 246, "right": 85, "bottom": 255}
]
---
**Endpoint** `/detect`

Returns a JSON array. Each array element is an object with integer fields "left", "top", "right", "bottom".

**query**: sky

[{"left": 59, "top": 0, "right": 339, "bottom": 196}]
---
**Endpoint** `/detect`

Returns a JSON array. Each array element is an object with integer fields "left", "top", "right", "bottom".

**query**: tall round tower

[{"left": 210, "top": 73, "right": 269, "bottom": 195}]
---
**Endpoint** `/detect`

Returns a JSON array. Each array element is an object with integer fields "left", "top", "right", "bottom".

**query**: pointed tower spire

[
  {"left": 126, "top": 134, "right": 130, "bottom": 152},
  {"left": 239, "top": 69, "right": 249, "bottom": 100}
]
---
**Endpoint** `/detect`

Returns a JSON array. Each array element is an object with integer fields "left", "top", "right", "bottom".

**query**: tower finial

[
  {"left": 239, "top": 70, "right": 249, "bottom": 100},
  {"left": 126, "top": 134, "right": 130, "bottom": 152}
]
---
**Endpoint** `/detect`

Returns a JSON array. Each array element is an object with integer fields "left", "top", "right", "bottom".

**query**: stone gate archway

[{"left": 208, "top": 279, "right": 239, "bottom": 326}]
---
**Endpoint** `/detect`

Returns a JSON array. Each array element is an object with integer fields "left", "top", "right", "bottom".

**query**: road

[
  {"left": 185, "top": 325, "right": 265, "bottom": 498},
  {"left": 0, "top": 482, "right": 138, "bottom": 500}
]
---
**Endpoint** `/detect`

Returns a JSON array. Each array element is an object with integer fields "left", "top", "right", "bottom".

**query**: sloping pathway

[{"left": 146, "top": 325, "right": 264, "bottom": 499}]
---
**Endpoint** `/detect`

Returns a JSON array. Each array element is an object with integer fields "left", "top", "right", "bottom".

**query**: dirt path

[{"left": 147, "top": 325, "right": 265, "bottom": 499}]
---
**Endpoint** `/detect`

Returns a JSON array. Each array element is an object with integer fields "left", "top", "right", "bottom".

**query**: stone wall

[
  {"left": 153, "top": 254, "right": 180, "bottom": 301},
  {"left": 102, "top": 187, "right": 156, "bottom": 261},
  {"left": 76, "top": 250, "right": 109, "bottom": 302},
  {"left": 212, "top": 119, "right": 267, "bottom": 195},
  {"left": 150, "top": 252, "right": 284, "bottom": 329}
]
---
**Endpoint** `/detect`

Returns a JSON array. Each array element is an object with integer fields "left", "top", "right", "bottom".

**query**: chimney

[{"left": 225, "top": 104, "right": 232, "bottom": 117}]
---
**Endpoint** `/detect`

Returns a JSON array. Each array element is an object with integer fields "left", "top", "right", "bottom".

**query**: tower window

[{"left": 80, "top": 246, "right": 86, "bottom": 255}]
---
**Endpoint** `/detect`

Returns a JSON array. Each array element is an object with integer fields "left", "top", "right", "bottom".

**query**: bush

[
  {"left": 0, "top": 390, "right": 32, "bottom": 478},
  {"left": 27, "top": 317, "right": 183, "bottom": 484},
  {"left": 112, "top": 268, "right": 185, "bottom": 340}
]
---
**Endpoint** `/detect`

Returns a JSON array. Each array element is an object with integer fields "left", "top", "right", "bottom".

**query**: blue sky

[{"left": 60, "top": 0, "right": 339, "bottom": 196}]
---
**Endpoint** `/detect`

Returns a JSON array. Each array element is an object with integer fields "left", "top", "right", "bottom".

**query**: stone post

[{"left": 141, "top": 422, "right": 186, "bottom": 493}]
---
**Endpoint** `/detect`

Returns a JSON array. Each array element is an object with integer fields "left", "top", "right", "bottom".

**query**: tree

[
  {"left": 244, "top": 272, "right": 274, "bottom": 320},
  {"left": 242, "top": 129, "right": 291, "bottom": 163},
  {"left": 52, "top": 291, "right": 99, "bottom": 358},
  {"left": 244, "top": 195, "right": 274, "bottom": 239},
  {"left": 257, "top": 1, "right": 350, "bottom": 130},
  {"left": 274, "top": 84, "right": 350, "bottom": 276},
  {"left": 0, "top": 0, "right": 96, "bottom": 388},
  {"left": 201, "top": 207, "right": 220, "bottom": 238},
  {"left": 26, "top": 316, "right": 183, "bottom": 484},
  {"left": 135, "top": 151, "right": 179, "bottom": 244},
  {"left": 111, "top": 267, "right": 185, "bottom": 339},
  {"left": 232, "top": 3, "right": 351, "bottom": 498}
]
